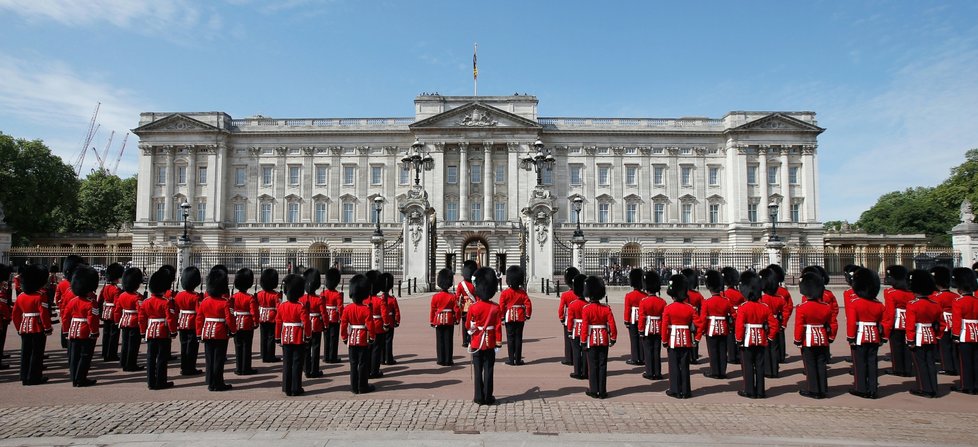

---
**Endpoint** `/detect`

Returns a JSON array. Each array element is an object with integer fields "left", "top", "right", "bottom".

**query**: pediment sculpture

[{"left": 456, "top": 109, "right": 498, "bottom": 127}]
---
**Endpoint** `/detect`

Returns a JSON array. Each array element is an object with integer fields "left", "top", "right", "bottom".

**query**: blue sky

[{"left": 1, "top": 0, "right": 976, "bottom": 222}]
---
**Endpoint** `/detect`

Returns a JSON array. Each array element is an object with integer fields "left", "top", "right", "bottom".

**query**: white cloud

[{"left": 0, "top": 0, "right": 224, "bottom": 39}]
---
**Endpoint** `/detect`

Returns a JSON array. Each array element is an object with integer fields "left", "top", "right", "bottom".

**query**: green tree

[
  {"left": 856, "top": 187, "right": 956, "bottom": 244},
  {"left": 932, "top": 148, "right": 978, "bottom": 213},
  {"left": 0, "top": 133, "right": 79, "bottom": 243},
  {"left": 74, "top": 170, "right": 127, "bottom": 232}
]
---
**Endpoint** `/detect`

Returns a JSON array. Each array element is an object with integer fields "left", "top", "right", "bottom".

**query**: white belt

[
  {"left": 103, "top": 303, "right": 115, "bottom": 307},
  {"left": 745, "top": 324, "right": 764, "bottom": 329},
  {"left": 349, "top": 324, "right": 366, "bottom": 329},
  {"left": 476, "top": 326, "right": 495, "bottom": 330},
  {"left": 963, "top": 319, "right": 978, "bottom": 324},
  {"left": 943, "top": 311, "right": 953, "bottom": 320},
  {"left": 372, "top": 315, "right": 382, "bottom": 319},
  {"left": 805, "top": 324, "right": 824, "bottom": 329},
  {"left": 669, "top": 325, "right": 689, "bottom": 330},
  {"left": 324, "top": 306, "right": 337, "bottom": 310},
  {"left": 310, "top": 313, "right": 322, "bottom": 317},
  {"left": 179, "top": 310, "right": 196, "bottom": 315},
  {"left": 510, "top": 305, "right": 525, "bottom": 308},
  {"left": 259, "top": 307, "right": 275, "bottom": 311},
  {"left": 122, "top": 310, "right": 137, "bottom": 314},
  {"left": 282, "top": 322, "right": 303, "bottom": 327},
  {"left": 148, "top": 318, "right": 166, "bottom": 323},
  {"left": 204, "top": 318, "right": 224, "bottom": 323},
  {"left": 233, "top": 311, "right": 251, "bottom": 316},
  {"left": 589, "top": 325, "right": 607, "bottom": 329},
  {"left": 23, "top": 312, "right": 39, "bottom": 317},
  {"left": 573, "top": 319, "right": 582, "bottom": 323},
  {"left": 71, "top": 318, "right": 87, "bottom": 323},
  {"left": 439, "top": 309, "right": 454, "bottom": 313}
]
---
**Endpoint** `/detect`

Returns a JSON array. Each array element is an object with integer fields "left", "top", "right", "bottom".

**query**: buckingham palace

[{"left": 131, "top": 93, "right": 824, "bottom": 279}]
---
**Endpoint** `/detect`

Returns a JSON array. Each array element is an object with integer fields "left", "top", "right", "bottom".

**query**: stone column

[
  {"left": 330, "top": 147, "right": 341, "bottom": 222},
  {"left": 780, "top": 147, "right": 791, "bottom": 218},
  {"left": 506, "top": 142, "right": 520, "bottom": 221},
  {"left": 572, "top": 236, "right": 587, "bottom": 270},
  {"left": 176, "top": 237, "right": 192, "bottom": 288},
  {"left": 400, "top": 187, "right": 431, "bottom": 289},
  {"left": 667, "top": 148, "right": 679, "bottom": 222},
  {"left": 758, "top": 146, "right": 769, "bottom": 213},
  {"left": 524, "top": 188, "right": 556, "bottom": 293},
  {"left": 164, "top": 146, "right": 175, "bottom": 221},
  {"left": 371, "top": 233, "right": 385, "bottom": 272},
  {"left": 137, "top": 144, "right": 154, "bottom": 222},
  {"left": 766, "top": 239, "right": 785, "bottom": 266},
  {"left": 459, "top": 142, "right": 469, "bottom": 221},
  {"left": 952, "top": 201, "right": 978, "bottom": 266},
  {"left": 802, "top": 145, "right": 817, "bottom": 222},
  {"left": 483, "top": 143, "right": 493, "bottom": 221}
]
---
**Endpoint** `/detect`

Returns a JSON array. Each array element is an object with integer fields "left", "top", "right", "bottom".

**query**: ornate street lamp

[
  {"left": 402, "top": 139, "right": 435, "bottom": 186},
  {"left": 572, "top": 197, "right": 584, "bottom": 239},
  {"left": 373, "top": 196, "right": 384, "bottom": 237},
  {"left": 520, "top": 139, "right": 555, "bottom": 186},
  {"left": 768, "top": 202, "right": 780, "bottom": 242},
  {"left": 180, "top": 201, "right": 192, "bottom": 242}
]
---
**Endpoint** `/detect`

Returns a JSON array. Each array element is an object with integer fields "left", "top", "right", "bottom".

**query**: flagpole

[{"left": 473, "top": 43, "right": 478, "bottom": 96}]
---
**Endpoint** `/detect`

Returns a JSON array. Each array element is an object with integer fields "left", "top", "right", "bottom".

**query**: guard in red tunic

[
  {"left": 300, "top": 268, "right": 326, "bottom": 378},
  {"left": 841, "top": 264, "right": 861, "bottom": 366},
  {"left": 951, "top": 267, "right": 978, "bottom": 394},
  {"left": 698, "top": 270, "right": 732, "bottom": 379},
  {"left": 116, "top": 268, "right": 144, "bottom": 372},
  {"left": 623, "top": 268, "right": 646, "bottom": 366},
  {"left": 466, "top": 267, "right": 503, "bottom": 405},
  {"left": 431, "top": 269, "right": 460, "bottom": 366},
  {"left": 55, "top": 255, "right": 85, "bottom": 350},
  {"left": 580, "top": 276, "right": 617, "bottom": 399},
  {"left": 882, "top": 265, "right": 915, "bottom": 377},
  {"left": 759, "top": 268, "right": 788, "bottom": 378},
  {"left": 0, "top": 264, "right": 12, "bottom": 371},
  {"left": 794, "top": 272, "right": 836, "bottom": 399},
  {"left": 320, "top": 268, "right": 344, "bottom": 364},
  {"left": 97, "top": 263, "right": 123, "bottom": 362},
  {"left": 662, "top": 274, "right": 696, "bottom": 398},
  {"left": 638, "top": 271, "right": 666, "bottom": 380},
  {"left": 381, "top": 272, "right": 401, "bottom": 365},
  {"left": 139, "top": 270, "right": 178, "bottom": 390},
  {"left": 62, "top": 265, "right": 100, "bottom": 387},
  {"left": 722, "top": 267, "right": 744, "bottom": 365},
  {"left": 230, "top": 268, "right": 259, "bottom": 375},
  {"left": 500, "top": 266, "right": 532, "bottom": 366},
  {"left": 566, "top": 274, "right": 589, "bottom": 380},
  {"left": 174, "top": 266, "right": 203, "bottom": 376},
  {"left": 847, "top": 267, "right": 885, "bottom": 398},
  {"left": 558, "top": 267, "right": 580, "bottom": 365},
  {"left": 365, "top": 270, "right": 390, "bottom": 378},
  {"left": 12, "top": 265, "right": 52, "bottom": 385},
  {"left": 930, "top": 266, "right": 959, "bottom": 376},
  {"left": 456, "top": 260, "right": 479, "bottom": 347},
  {"left": 341, "top": 274, "right": 377, "bottom": 394},
  {"left": 735, "top": 271, "right": 779, "bottom": 399},
  {"left": 801, "top": 266, "right": 840, "bottom": 362},
  {"left": 196, "top": 268, "right": 236, "bottom": 392},
  {"left": 682, "top": 268, "right": 704, "bottom": 364},
  {"left": 767, "top": 264, "right": 793, "bottom": 363},
  {"left": 276, "top": 275, "right": 311, "bottom": 396},
  {"left": 906, "top": 269, "right": 942, "bottom": 397},
  {"left": 257, "top": 268, "right": 282, "bottom": 363}
]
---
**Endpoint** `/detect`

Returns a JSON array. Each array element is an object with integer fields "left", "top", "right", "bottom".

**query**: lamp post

[
  {"left": 571, "top": 196, "right": 587, "bottom": 271},
  {"left": 402, "top": 139, "right": 434, "bottom": 186},
  {"left": 572, "top": 197, "right": 584, "bottom": 239},
  {"left": 371, "top": 196, "right": 386, "bottom": 271},
  {"left": 767, "top": 202, "right": 780, "bottom": 242},
  {"left": 520, "top": 139, "right": 555, "bottom": 186},
  {"left": 180, "top": 201, "right": 192, "bottom": 242},
  {"left": 373, "top": 196, "right": 384, "bottom": 237}
]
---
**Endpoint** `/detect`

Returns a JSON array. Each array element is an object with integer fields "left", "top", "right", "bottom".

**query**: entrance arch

[
  {"left": 460, "top": 236, "right": 490, "bottom": 268},
  {"left": 622, "top": 242, "right": 642, "bottom": 270},
  {"left": 307, "top": 242, "right": 331, "bottom": 273}
]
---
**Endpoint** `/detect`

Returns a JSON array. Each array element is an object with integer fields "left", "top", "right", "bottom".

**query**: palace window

[
  {"left": 197, "top": 166, "right": 207, "bottom": 185},
  {"left": 471, "top": 202, "right": 482, "bottom": 221},
  {"left": 176, "top": 166, "right": 186, "bottom": 185},
  {"left": 542, "top": 167, "right": 553, "bottom": 185},
  {"left": 626, "top": 165, "right": 638, "bottom": 186},
  {"left": 569, "top": 164, "right": 583, "bottom": 186},
  {"left": 747, "top": 165, "right": 758, "bottom": 185},
  {"left": 155, "top": 201, "right": 165, "bottom": 221},
  {"left": 196, "top": 201, "right": 206, "bottom": 222},
  {"left": 399, "top": 165, "right": 410, "bottom": 185},
  {"left": 709, "top": 204, "right": 720, "bottom": 224},
  {"left": 653, "top": 165, "right": 665, "bottom": 186},
  {"left": 768, "top": 166, "right": 778, "bottom": 184},
  {"left": 261, "top": 166, "right": 273, "bottom": 186},
  {"left": 747, "top": 203, "right": 758, "bottom": 223},
  {"left": 343, "top": 166, "right": 355, "bottom": 185},
  {"left": 286, "top": 201, "right": 299, "bottom": 223},
  {"left": 680, "top": 166, "right": 692, "bottom": 186},
  {"left": 789, "top": 166, "right": 800, "bottom": 184},
  {"left": 316, "top": 165, "right": 328, "bottom": 185},
  {"left": 494, "top": 201, "right": 506, "bottom": 221},
  {"left": 625, "top": 203, "right": 638, "bottom": 223},
  {"left": 445, "top": 200, "right": 458, "bottom": 222},
  {"left": 598, "top": 203, "right": 610, "bottom": 223},
  {"left": 260, "top": 203, "right": 272, "bottom": 223},
  {"left": 156, "top": 166, "right": 166, "bottom": 185},
  {"left": 447, "top": 165, "right": 458, "bottom": 184},
  {"left": 654, "top": 203, "right": 665, "bottom": 223},
  {"left": 495, "top": 162, "right": 506, "bottom": 183},
  {"left": 342, "top": 202, "right": 354, "bottom": 223},
  {"left": 315, "top": 202, "right": 327, "bottom": 223},
  {"left": 235, "top": 167, "right": 246, "bottom": 186},
  {"left": 233, "top": 203, "right": 245, "bottom": 223},
  {"left": 288, "top": 166, "right": 300, "bottom": 186},
  {"left": 791, "top": 202, "right": 801, "bottom": 222},
  {"left": 598, "top": 166, "right": 610, "bottom": 186},
  {"left": 708, "top": 166, "right": 719, "bottom": 186},
  {"left": 471, "top": 163, "right": 482, "bottom": 184},
  {"left": 370, "top": 166, "right": 382, "bottom": 185},
  {"left": 681, "top": 203, "right": 692, "bottom": 223}
]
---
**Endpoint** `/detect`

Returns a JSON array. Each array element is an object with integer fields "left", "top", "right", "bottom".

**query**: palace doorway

[{"left": 460, "top": 236, "right": 490, "bottom": 268}]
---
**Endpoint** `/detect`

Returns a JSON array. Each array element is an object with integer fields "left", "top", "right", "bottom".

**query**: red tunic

[
  {"left": 580, "top": 302, "right": 618, "bottom": 348},
  {"left": 499, "top": 288, "right": 532, "bottom": 323},
  {"left": 384, "top": 295, "right": 401, "bottom": 327},
  {"left": 320, "top": 289, "right": 344, "bottom": 324},
  {"left": 114, "top": 291, "right": 142, "bottom": 328},
  {"left": 637, "top": 294, "right": 666, "bottom": 336},
  {"left": 793, "top": 300, "right": 836, "bottom": 347},
  {"left": 138, "top": 295, "right": 178, "bottom": 338},
  {"left": 173, "top": 290, "right": 203, "bottom": 331},
  {"left": 97, "top": 283, "right": 121, "bottom": 323},
  {"left": 906, "top": 297, "right": 942, "bottom": 346},
  {"left": 558, "top": 290, "right": 578, "bottom": 326},
  {"left": 566, "top": 299, "right": 588, "bottom": 340},
  {"left": 697, "top": 293, "right": 733, "bottom": 339},
  {"left": 723, "top": 288, "right": 746, "bottom": 318},
  {"left": 300, "top": 293, "right": 326, "bottom": 333},
  {"left": 456, "top": 280, "right": 476, "bottom": 313},
  {"left": 430, "top": 291, "right": 460, "bottom": 326},
  {"left": 231, "top": 291, "right": 259, "bottom": 331},
  {"left": 623, "top": 289, "right": 646, "bottom": 325},
  {"left": 662, "top": 302, "right": 697, "bottom": 348},
  {"left": 778, "top": 286, "right": 794, "bottom": 322},
  {"left": 847, "top": 297, "right": 885, "bottom": 345},
  {"left": 931, "top": 290, "right": 959, "bottom": 332},
  {"left": 735, "top": 301, "right": 779, "bottom": 347},
  {"left": 195, "top": 295, "right": 236, "bottom": 340},
  {"left": 275, "top": 301, "right": 311, "bottom": 345},
  {"left": 882, "top": 288, "right": 915, "bottom": 338},
  {"left": 340, "top": 302, "right": 375, "bottom": 347},
  {"left": 12, "top": 292, "right": 53, "bottom": 334},
  {"left": 802, "top": 290, "right": 840, "bottom": 324},
  {"left": 761, "top": 293, "right": 789, "bottom": 329},
  {"left": 688, "top": 290, "right": 704, "bottom": 312},
  {"left": 54, "top": 279, "right": 73, "bottom": 312},
  {"left": 62, "top": 293, "right": 100, "bottom": 340},
  {"left": 364, "top": 294, "right": 390, "bottom": 335},
  {"left": 952, "top": 294, "right": 978, "bottom": 343},
  {"left": 466, "top": 300, "right": 502, "bottom": 351},
  {"left": 257, "top": 290, "right": 282, "bottom": 323}
]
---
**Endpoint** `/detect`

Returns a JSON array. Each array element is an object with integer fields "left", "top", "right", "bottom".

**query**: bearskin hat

[
  {"left": 759, "top": 268, "right": 780, "bottom": 296},
  {"left": 721, "top": 266, "right": 740, "bottom": 288},
  {"left": 681, "top": 268, "right": 699, "bottom": 291},
  {"left": 382, "top": 272, "right": 395, "bottom": 293},
  {"left": 234, "top": 268, "right": 254, "bottom": 293},
  {"left": 799, "top": 272, "right": 825, "bottom": 302},
  {"left": 629, "top": 268, "right": 644, "bottom": 290},
  {"left": 158, "top": 264, "right": 176, "bottom": 284},
  {"left": 62, "top": 255, "right": 85, "bottom": 282},
  {"left": 285, "top": 275, "right": 305, "bottom": 302},
  {"left": 181, "top": 266, "right": 201, "bottom": 292},
  {"left": 348, "top": 274, "right": 370, "bottom": 303},
  {"left": 884, "top": 265, "right": 909, "bottom": 290},
  {"left": 148, "top": 270, "right": 172, "bottom": 297},
  {"left": 563, "top": 267, "right": 581, "bottom": 288},
  {"left": 952, "top": 267, "right": 978, "bottom": 295},
  {"left": 211, "top": 264, "right": 229, "bottom": 274},
  {"left": 704, "top": 269, "right": 724, "bottom": 294},
  {"left": 461, "top": 260, "right": 478, "bottom": 282},
  {"left": 70, "top": 265, "right": 99, "bottom": 298},
  {"left": 48, "top": 264, "right": 59, "bottom": 274},
  {"left": 644, "top": 270, "right": 661, "bottom": 294},
  {"left": 20, "top": 264, "right": 48, "bottom": 294},
  {"left": 260, "top": 268, "right": 279, "bottom": 292},
  {"left": 304, "top": 268, "right": 321, "bottom": 295},
  {"left": 843, "top": 264, "right": 860, "bottom": 286},
  {"left": 973, "top": 261, "right": 978, "bottom": 272},
  {"left": 766, "top": 264, "right": 786, "bottom": 284},
  {"left": 584, "top": 275, "right": 606, "bottom": 302},
  {"left": 506, "top": 265, "right": 525, "bottom": 289},
  {"left": 739, "top": 270, "right": 762, "bottom": 302},
  {"left": 281, "top": 273, "right": 299, "bottom": 295},
  {"left": 473, "top": 267, "right": 498, "bottom": 301},
  {"left": 121, "top": 268, "right": 143, "bottom": 293},
  {"left": 324, "top": 268, "right": 341, "bottom": 291},
  {"left": 0, "top": 264, "right": 9, "bottom": 283},
  {"left": 206, "top": 268, "right": 229, "bottom": 298},
  {"left": 801, "top": 265, "right": 830, "bottom": 286},
  {"left": 930, "top": 266, "right": 951, "bottom": 289},
  {"left": 437, "top": 268, "right": 454, "bottom": 291},
  {"left": 105, "top": 263, "right": 124, "bottom": 282},
  {"left": 852, "top": 268, "right": 881, "bottom": 300},
  {"left": 909, "top": 269, "right": 937, "bottom": 297},
  {"left": 365, "top": 270, "right": 380, "bottom": 295},
  {"left": 666, "top": 274, "right": 688, "bottom": 301},
  {"left": 573, "top": 274, "right": 587, "bottom": 299}
]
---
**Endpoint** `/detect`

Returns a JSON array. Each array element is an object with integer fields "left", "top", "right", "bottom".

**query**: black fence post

[
  {"left": 555, "top": 280, "right": 561, "bottom": 295},
  {"left": 397, "top": 280, "right": 402, "bottom": 297},
  {"left": 546, "top": 279, "right": 551, "bottom": 295},
  {"left": 541, "top": 278, "right": 545, "bottom": 294}
]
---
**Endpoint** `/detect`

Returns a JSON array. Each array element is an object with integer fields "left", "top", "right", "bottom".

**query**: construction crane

[
  {"left": 96, "top": 130, "right": 115, "bottom": 171},
  {"left": 112, "top": 132, "right": 129, "bottom": 175},
  {"left": 74, "top": 102, "right": 101, "bottom": 176}
]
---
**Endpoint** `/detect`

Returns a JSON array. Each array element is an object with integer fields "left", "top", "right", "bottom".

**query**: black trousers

[
  {"left": 101, "top": 320, "right": 119, "bottom": 361},
  {"left": 667, "top": 347, "right": 692, "bottom": 396},
  {"left": 461, "top": 312, "right": 470, "bottom": 346},
  {"left": 146, "top": 337, "right": 171, "bottom": 388},
  {"left": 383, "top": 327, "right": 396, "bottom": 364},
  {"left": 60, "top": 331, "right": 68, "bottom": 349},
  {"left": 852, "top": 343, "right": 880, "bottom": 396},
  {"left": 571, "top": 338, "right": 588, "bottom": 378},
  {"left": 233, "top": 329, "right": 254, "bottom": 374},
  {"left": 705, "top": 335, "right": 728, "bottom": 377},
  {"left": 890, "top": 329, "right": 912, "bottom": 375},
  {"left": 642, "top": 335, "right": 662, "bottom": 377},
  {"left": 764, "top": 339, "right": 780, "bottom": 377},
  {"left": 959, "top": 343, "right": 978, "bottom": 392},
  {"left": 20, "top": 333, "right": 46, "bottom": 384},
  {"left": 505, "top": 322, "right": 525, "bottom": 363},
  {"left": 742, "top": 346, "right": 766, "bottom": 397},
  {"left": 586, "top": 346, "right": 609, "bottom": 395},
  {"left": 435, "top": 325, "right": 454, "bottom": 365},
  {"left": 178, "top": 330, "right": 199, "bottom": 374},
  {"left": 939, "top": 332, "right": 959, "bottom": 374},
  {"left": 370, "top": 331, "right": 387, "bottom": 375},
  {"left": 282, "top": 344, "right": 304, "bottom": 395},
  {"left": 626, "top": 324, "right": 643, "bottom": 363},
  {"left": 323, "top": 323, "right": 340, "bottom": 362},
  {"left": 727, "top": 331, "right": 741, "bottom": 364},
  {"left": 472, "top": 349, "right": 495, "bottom": 403},
  {"left": 563, "top": 326, "right": 573, "bottom": 363},
  {"left": 68, "top": 338, "right": 94, "bottom": 385},
  {"left": 911, "top": 344, "right": 938, "bottom": 394},
  {"left": 304, "top": 331, "right": 322, "bottom": 376},
  {"left": 348, "top": 345, "right": 370, "bottom": 393},
  {"left": 120, "top": 327, "right": 141, "bottom": 371},
  {"left": 801, "top": 346, "right": 829, "bottom": 395},
  {"left": 0, "top": 322, "right": 6, "bottom": 367},
  {"left": 203, "top": 339, "right": 228, "bottom": 389},
  {"left": 777, "top": 324, "right": 787, "bottom": 363},
  {"left": 259, "top": 322, "right": 278, "bottom": 362}
]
